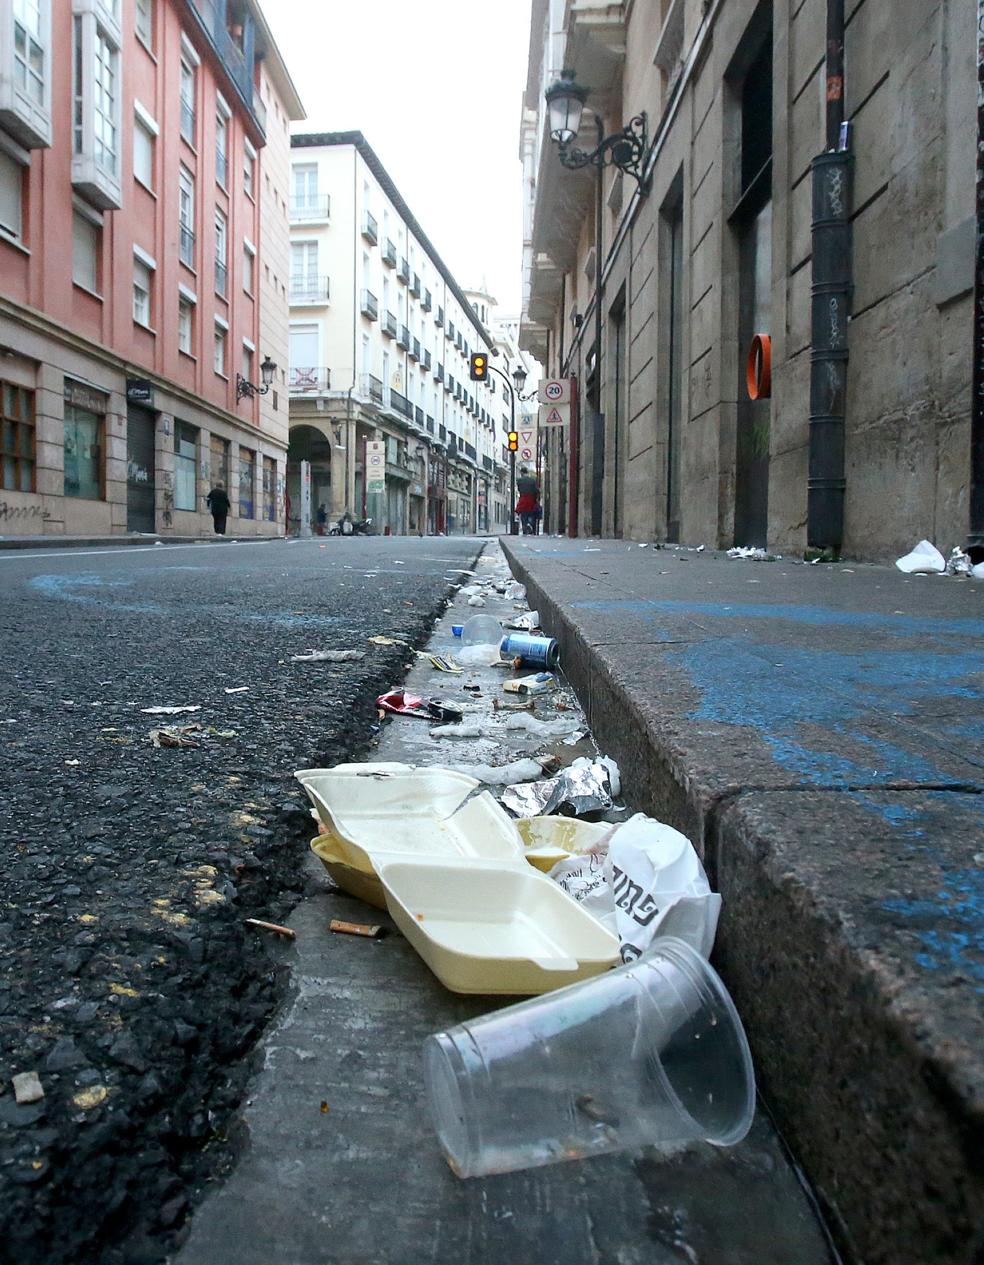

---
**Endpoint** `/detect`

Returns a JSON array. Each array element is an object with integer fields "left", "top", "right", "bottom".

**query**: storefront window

[
  {"left": 63, "top": 404, "right": 104, "bottom": 500},
  {"left": 262, "top": 455, "right": 276, "bottom": 522},
  {"left": 174, "top": 420, "right": 198, "bottom": 510},
  {"left": 239, "top": 447, "right": 255, "bottom": 519},
  {"left": 210, "top": 433, "right": 229, "bottom": 489},
  {"left": 1, "top": 383, "right": 35, "bottom": 493}
]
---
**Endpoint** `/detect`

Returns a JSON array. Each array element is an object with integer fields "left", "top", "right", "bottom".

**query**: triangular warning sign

[
  {"left": 520, "top": 430, "right": 534, "bottom": 444},
  {"left": 545, "top": 407, "right": 563, "bottom": 425}
]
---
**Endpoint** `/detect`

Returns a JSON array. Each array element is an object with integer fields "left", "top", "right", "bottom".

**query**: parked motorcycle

[{"left": 329, "top": 515, "right": 374, "bottom": 536}]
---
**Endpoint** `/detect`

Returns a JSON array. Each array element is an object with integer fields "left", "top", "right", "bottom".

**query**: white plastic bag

[
  {"left": 895, "top": 540, "right": 946, "bottom": 574},
  {"left": 604, "top": 814, "right": 720, "bottom": 961},
  {"left": 549, "top": 848, "right": 617, "bottom": 934}
]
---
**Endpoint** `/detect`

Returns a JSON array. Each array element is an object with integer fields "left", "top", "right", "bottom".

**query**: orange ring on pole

[{"left": 746, "top": 333, "right": 772, "bottom": 400}]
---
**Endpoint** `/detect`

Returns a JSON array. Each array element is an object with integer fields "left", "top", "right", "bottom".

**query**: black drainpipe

[
  {"left": 807, "top": 0, "right": 851, "bottom": 554},
  {"left": 969, "top": 0, "right": 984, "bottom": 552}
]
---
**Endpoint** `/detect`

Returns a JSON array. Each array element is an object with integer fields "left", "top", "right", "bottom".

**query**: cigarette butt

[
  {"left": 329, "top": 918, "right": 387, "bottom": 939},
  {"left": 245, "top": 918, "right": 296, "bottom": 940}
]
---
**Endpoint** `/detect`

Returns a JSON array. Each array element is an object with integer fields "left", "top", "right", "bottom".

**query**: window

[
  {"left": 243, "top": 240, "right": 255, "bottom": 294},
  {"left": 178, "top": 164, "right": 194, "bottom": 266},
  {"left": 242, "top": 341, "right": 254, "bottom": 385},
  {"left": 215, "top": 98, "right": 229, "bottom": 187},
  {"left": 214, "top": 208, "right": 227, "bottom": 296},
  {"left": 1, "top": 382, "right": 35, "bottom": 493},
  {"left": 179, "top": 56, "right": 195, "bottom": 144},
  {"left": 135, "top": 0, "right": 152, "bottom": 48},
  {"left": 178, "top": 291, "right": 194, "bottom": 354},
  {"left": 72, "top": 210, "right": 99, "bottom": 290},
  {"left": 0, "top": 152, "right": 23, "bottom": 242},
  {"left": 133, "top": 105, "right": 155, "bottom": 188},
  {"left": 239, "top": 446, "right": 255, "bottom": 518},
  {"left": 71, "top": 5, "right": 122, "bottom": 209},
  {"left": 210, "top": 433, "right": 229, "bottom": 489},
  {"left": 132, "top": 254, "right": 152, "bottom": 326},
  {"left": 213, "top": 321, "right": 226, "bottom": 375},
  {"left": 291, "top": 162, "right": 318, "bottom": 217},
  {"left": 13, "top": 0, "right": 46, "bottom": 106},
  {"left": 290, "top": 241, "right": 317, "bottom": 301},
  {"left": 174, "top": 420, "right": 197, "bottom": 510},
  {"left": 243, "top": 140, "right": 255, "bottom": 198},
  {"left": 63, "top": 404, "right": 103, "bottom": 500},
  {"left": 262, "top": 455, "right": 276, "bottom": 521}
]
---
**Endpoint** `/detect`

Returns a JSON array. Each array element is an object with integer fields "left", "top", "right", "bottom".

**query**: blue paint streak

[{"left": 29, "top": 574, "right": 163, "bottom": 615}]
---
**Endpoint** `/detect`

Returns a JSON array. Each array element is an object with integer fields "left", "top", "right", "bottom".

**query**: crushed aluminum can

[
  {"left": 499, "top": 633, "right": 560, "bottom": 670},
  {"left": 500, "top": 761, "right": 613, "bottom": 818}
]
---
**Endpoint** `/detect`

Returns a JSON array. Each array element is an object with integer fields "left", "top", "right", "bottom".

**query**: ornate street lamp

[
  {"left": 544, "top": 71, "right": 647, "bottom": 187},
  {"left": 236, "top": 354, "right": 277, "bottom": 402},
  {"left": 511, "top": 365, "right": 527, "bottom": 394}
]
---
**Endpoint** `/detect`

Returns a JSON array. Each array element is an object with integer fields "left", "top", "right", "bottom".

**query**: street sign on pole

[
  {"left": 537, "top": 378, "right": 572, "bottom": 405},
  {"left": 518, "top": 426, "right": 538, "bottom": 464},
  {"left": 366, "top": 440, "right": 386, "bottom": 495},
  {"left": 538, "top": 402, "right": 569, "bottom": 428}
]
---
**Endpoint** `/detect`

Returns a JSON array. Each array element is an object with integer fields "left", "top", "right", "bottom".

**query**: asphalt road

[{"left": 0, "top": 535, "right": 483, "bottom": 1265}]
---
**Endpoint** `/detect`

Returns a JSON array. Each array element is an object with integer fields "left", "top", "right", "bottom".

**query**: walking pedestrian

[
  {"left": 316, "top": 503, "right": 328, "bottom": 536},
  {"left": 206, "top": 482, "right": 230, "bottom": 535},
  {"left": 515, "top": 467, "right": 540, "bottom": 535}
]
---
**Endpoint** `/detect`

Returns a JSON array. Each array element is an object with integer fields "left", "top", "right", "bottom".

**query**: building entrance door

[
  {"left": 126, "top": 406, "right": 156, "bottom": 532},
  {"left": 734, "top": 201, "right": 772, "bottom": 547}
]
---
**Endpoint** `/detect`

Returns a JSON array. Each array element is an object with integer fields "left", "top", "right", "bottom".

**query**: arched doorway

[{"left": 287, "top": 424, "right": 335, "bottom": 535}]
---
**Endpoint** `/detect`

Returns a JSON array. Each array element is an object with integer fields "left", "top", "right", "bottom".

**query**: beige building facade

[{"left": 520, "top": 0, "right": 975, "bottom": 559}]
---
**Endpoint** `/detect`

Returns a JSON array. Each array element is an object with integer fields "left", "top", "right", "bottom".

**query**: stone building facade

[{"left": 520, "top": 0, "right": 974, "bottom": 559}]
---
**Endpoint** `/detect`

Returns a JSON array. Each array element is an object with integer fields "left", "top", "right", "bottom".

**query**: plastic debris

[
  {"left": 501, "top": 761, "right": 615, "bottom": 817},
  {"left": 140, "top": 705, "right": 201, "bottom": 715},
  {"left": 224, "top": 686, "right": 250, "bottom": 694},
  {"left": 467, "top": 595, "right": 487, "bottom": 607},
  {"left": 727, "top": 546, "right": 773, "bottom": 561},
  {"left": 290, "top": 649, "right": 364, "bottom": 662},
  {"left": 499, "top": 633, "right": 560, "bottom": 669},
  {"left": 368, "top": 635, "right": 409, "bottom": 647},
  {"left": 245, "top": 917, "right": 296, "bottom": 940},
  {"left": 503, "top": 611, "right": 541, "bottom": 632},
  {"left": 974, "top": 561, "right": 984, "bottom": 581},
  {"left": 428, "top": 654, "right": 463, "bottom": 673},
  {"left": 946, "top": 547, "right": 973, "bottom": 577},
  {"left": 456, "top": 643, "right": 504, "bottom": 667},
  {"left": 449, "top": 758, "right": 547, "bottom": 786},
  {"left": 504, "top": 581, "right": 527, "bottom": 601},
  {"left": 895, "top": 540, "right": 946, "bottom": 574},
  {"left": 377, "top": 689, "right": 463, "bottom": 723},
  {"left": 12, "top": 1071, "right": 44, "bottom": 1104},
  {"left": 501, "top": 712, "right": 581, "bottom": 737},
  {"left": 429, "top": 720, "right": 495, "bottom": 739},
  {"left": 563, "top": 729, "right": 590, "bottom": 746}
]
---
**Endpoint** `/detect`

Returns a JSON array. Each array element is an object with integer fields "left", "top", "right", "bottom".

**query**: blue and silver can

[{"left": 499, "top": 632, "right": 560, "bottom": 670}]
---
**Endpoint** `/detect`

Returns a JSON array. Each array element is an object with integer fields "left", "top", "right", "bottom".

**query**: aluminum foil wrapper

[{"left": 501, "top": 762, "right": 613, "bottom": 817}]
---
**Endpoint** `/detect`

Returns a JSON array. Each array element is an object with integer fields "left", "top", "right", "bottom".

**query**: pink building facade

[{"left": 0, "top": 0, "right": 303, "bottom": 537}]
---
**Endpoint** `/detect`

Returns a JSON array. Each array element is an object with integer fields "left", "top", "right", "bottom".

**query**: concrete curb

[{"left": 502, "top": 539, "right": 984, "bottom": 1265}]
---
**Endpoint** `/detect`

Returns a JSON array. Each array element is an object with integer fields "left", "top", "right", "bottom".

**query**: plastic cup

[
  {"left": 451, "top": 625, "right": 463, "bottom": 638},
  {"left": 460, "top": 614, "right": 502, "bottom": 647},
  {"left": 423, "top": 936, "right": 755, "bottom": 1178}
]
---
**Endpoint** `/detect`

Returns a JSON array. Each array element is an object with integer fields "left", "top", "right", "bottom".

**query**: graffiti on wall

[{"left": 0, "top": 502, "right": 51, "bottom": 521}]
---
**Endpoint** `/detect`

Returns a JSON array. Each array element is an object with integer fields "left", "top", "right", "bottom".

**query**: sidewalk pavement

[
  {"left": 501, "top": 536, "right": 984, "bottom": 1265},
  {"left": 0, "top": 534, "right": 262, "bottom": 550}
]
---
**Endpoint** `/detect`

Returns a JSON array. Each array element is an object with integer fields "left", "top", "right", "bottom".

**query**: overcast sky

[{"left": 266, "top": 0, "right": 533, "bottom": 316}]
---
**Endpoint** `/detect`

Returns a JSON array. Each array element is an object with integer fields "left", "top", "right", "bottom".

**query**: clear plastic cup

[
  {"left": 423, "top": 937, "right": 755, "bottom": 1178},
  {"left": 460, "top": 614, "right": 502, "bottom": 647}
]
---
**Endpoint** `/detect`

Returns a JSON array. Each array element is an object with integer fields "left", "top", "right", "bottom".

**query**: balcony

[
  {"left": 397, "top": 326, "right": 410, "bottom": 350},
  {"left": 362, "top": 373, "right": 383, "bottom": 403},
  {"left": 389, "top": 389, "right": 412, "bottom": 420},
  {"left": 362, "top": 210, "right": 378, "bottom": 244},
  {"left": 215, "top": 259, "right": 228, "bottom": 298},
  {"left": 421, "top": 289, "right": 432, "bottom": 312},
  {"left": 185, "top": 0, "right": 267, "bottom": 136},
  {"left": 360, "top": 289, "right": 378, "bottom": 320},
  {"left": 410, "top": 273, "right": 421, "bottom": 297},
  {"left": 435, "top": 306, "right": 444, "bottom": 327},
  {"left": 398, "top": 258, "right": 410, "bottom": 284},
  {"left": 426, "top": 415, "right": 435, "bottom": 434},
  {"left": 415, "top": 406, "right": 425, "bottom": 427},
  {"left": 290, "top": 367, "right": 331, "bottom": 394},
  {"left": 435, "top": 362, "right": 444, "bottom": 382},
  {"left": 422, "top": 349, "right": 432, "bottom": 371},
  {"left": 409, "top": 338, "right": 420, "bottom": 362},
  {"left": 290, "top": 194, "right": 331, "bottom": 222},
  {"left": 179, "top": 224, "right": 195, "bottom": 268},
  {"left": 382, "top": 311, "right": 398, "bottom": 338},
  {"left": 383, "top": 239, "right": 397, "bottom": 267},
  {"left": 447, "top": 321, "right": 455, "bottom": 340},
  {"left": 290, "top": 275, "right": 331, "bottom": 305},
  {"left": 483, "top": 454, "right": 493, "bottom": 472},
  {"left": 465, "top": 443, "right": 477, "bottom": 461}
]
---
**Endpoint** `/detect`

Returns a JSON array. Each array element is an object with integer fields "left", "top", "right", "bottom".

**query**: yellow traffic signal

[
  {"left": 507, "top": 431, "right": 519, "bottom": 452},
  {"left": 469, "top": 353, "right": 488, "bottom": 382}
]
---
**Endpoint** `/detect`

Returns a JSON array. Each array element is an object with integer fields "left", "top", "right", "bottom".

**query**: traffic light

[
  {"left": 507, "top": 431, "right": 519, "bottom": 452},
  {"left": 469, "top": 352, "right": 488, "bottom": 382}
]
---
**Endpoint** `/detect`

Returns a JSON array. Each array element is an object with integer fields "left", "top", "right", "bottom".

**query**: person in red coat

[{"left": 515, "top": 468, "right": 540, "bottom": 535}]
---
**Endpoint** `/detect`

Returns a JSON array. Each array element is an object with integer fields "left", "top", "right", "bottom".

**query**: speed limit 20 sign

[{"left": 537, "top": 378, "right": 572, "bottom": 405}]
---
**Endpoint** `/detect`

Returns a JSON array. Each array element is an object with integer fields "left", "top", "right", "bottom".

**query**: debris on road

[
  {"left": 895, "top": 539, "right": 946, "bottom": 574},
  {"left": 148, "top": 723, "right": 203, "bottom": 748},
  {"left": 329, "top": 918, "right": 388, "bottom": 939},
  {"left": 140, "top": 704, "right": 202, "bottom": 715},
  {"left": 291, "top": 649, "right": 364, "bottom": 662},
  {"left": 946, "top": 547, "right": 973, "bottom": 577},
  {"left": 224, "top": 686, "right": 250, "bottom": 693},
  {"left": 449, "top": 758, "right": 548, "bottom": 786},
  {"left": 503, "top": 611, "right": 541, "bottom": 632},
  {"left": 501, "top": 760, "right": 616, "bottom": 818},
  {"left": 727, "top": 546, "right": 774, "bottom": 561},
  {"left": 369, "top": 635, "right": 408, "bottom": 647},
  {"left": 499, "top": 633, "right": 560, "bottom": 670},
  {"left": 376, "top": 689, "right": 463, "bottom": 723},
  {"left": 12, "top": 1071, "right": 44, "bottom": 1104},
  {"left": 467, "top": 595, "right": 487, "bottom": 607},
  {"left": 245, "top": 918, "right": 296, "bottom": 940},
  {"left": 503, "top": 672, "right": 554, "bottom": 696},
  {"left": 426, "top": 654, "right": 463, "bottom": 674}
]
